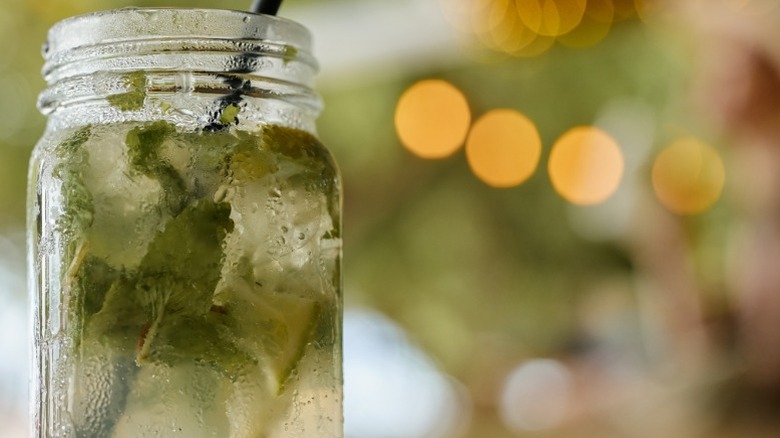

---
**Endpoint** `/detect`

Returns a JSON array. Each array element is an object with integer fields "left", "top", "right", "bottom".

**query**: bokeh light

[
  {"left": 549, "top": 126, "right": 625, "bottom": 205},
  {"left": 395, "top": 80, "right": 471, "bottom": 159},
  {"left": 570, "top": 99, "right": 656, "bottom": 240},
  {"left": 613, "top": 0, "right": 641, "bottom": 20},
  {"left": 515, "top": 0, "right": 544, "bottom": 32},
  {"left": 470, "top": 0, "right": 543, "bottom": 56},
  {"left": 499, "top": 359, "right": 572, "bottom": 432},
  {"left": 440, "top": 0, "right": 645, "bottom": 56},
  {"left": 558, "top": 0, "right": 615, "bottom": 48},
  {"left": 651, "top": 137, "right": 726, "bottom": 215},
  {"left": 512, "top": 33, "right": 556, "bottom": 57},
  {"left": 535, "top": 0, "right": 587, "bottom": 36},
  {"left": 466, "top": 109, "right": 542, "bottom": 188},
  {"left": 489, "top": 0, "right": 540, "bottom": 54}
]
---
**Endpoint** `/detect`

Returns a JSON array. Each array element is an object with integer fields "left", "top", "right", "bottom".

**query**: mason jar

[{"left": 28, "top": 8, "right": 342, "bottom": 437}]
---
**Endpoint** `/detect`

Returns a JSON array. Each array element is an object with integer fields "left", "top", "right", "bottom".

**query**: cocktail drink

[{"left": 29, "top": 9, "right": 342, "bottom": 437}]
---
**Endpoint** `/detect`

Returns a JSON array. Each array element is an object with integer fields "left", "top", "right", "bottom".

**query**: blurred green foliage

[{"left": 319, "top": 20, "right": 688, "bottom": 369}]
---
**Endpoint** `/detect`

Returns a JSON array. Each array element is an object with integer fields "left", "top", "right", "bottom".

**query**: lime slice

[
  {"left": 261, "top": 293, "right": 321, "bottom": 394},
  {"left": 221, "top": 283, "right": 321, "bottom": 394}
]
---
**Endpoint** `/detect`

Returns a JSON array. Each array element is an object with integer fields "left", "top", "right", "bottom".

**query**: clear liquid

[{"left": 32, "top": 122, "right": 342, "bottom": 437}]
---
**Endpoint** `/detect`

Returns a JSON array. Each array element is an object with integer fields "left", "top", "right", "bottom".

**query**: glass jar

[{"left": 28, "top": 8, "right": 342, "bottom": 437}]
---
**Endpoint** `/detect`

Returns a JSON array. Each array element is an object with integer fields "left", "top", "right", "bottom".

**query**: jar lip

[
  {"left": 41, "top": 8, "right": 321, "bottom": 117},
  {"left": 45, "top": 7, "right": 313, "bottom": 61}
]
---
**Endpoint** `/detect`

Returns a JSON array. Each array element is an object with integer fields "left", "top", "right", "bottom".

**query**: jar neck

[
  {"left": 41, "top": 70, "right": 321, "bottom": 133},
  {"left": 39, "top": 8, "right": 321, "bottom": 132}
]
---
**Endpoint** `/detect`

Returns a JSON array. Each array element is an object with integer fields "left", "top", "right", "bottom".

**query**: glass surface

[{"left": 29, "top": 8, "right": 342, "bottom": 437}]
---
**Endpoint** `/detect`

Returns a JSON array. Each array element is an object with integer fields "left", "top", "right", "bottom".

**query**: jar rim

[
  {"left": 40, "top": 8, "right": 321, "bottom": 119},
  {"left": 44, "top": 8, "right": 314, "bottom": 65}
]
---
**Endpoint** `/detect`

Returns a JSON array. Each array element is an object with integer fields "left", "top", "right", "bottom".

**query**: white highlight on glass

[{"left": 344, "top": 308, "right": 467, "bottom": 438}]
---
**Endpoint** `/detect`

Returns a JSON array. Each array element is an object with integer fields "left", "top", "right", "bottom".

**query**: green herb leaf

[
  {"left": 69, "top": 251, "right": 121, "bottom": 349},
  {"left": 125, "top": 121, "right": 188, "bottom": 215},
  {"left": 229, "top": 132, "right": 278, "bottom": 183},
  {"left": 136, "top": 199, "right": 234, "bottom": 358},
  {"left": 148, "top": 312, "right": 257, "bottom": 380},
  {"left": 107, "top": 71, "right": 147, "bottom": 111},
  {"left": 61, "top": 123, "right": 335, "bottom": 387},
  {"left": 282, "top": 45, "right": 298, "bottom": 65},
  {"left": 53, "top": 126, "right": 94, "bottom": 245},
  {"left": 263, "top": 125, "right": 341, "bottom": 236},
  {"left": 85, "top": 199, "right": 236, "bottom": 369},
  {"left": 219, "top": 104, "right": 241, "bottom": 125},
  {"left": 53, "top": 126, "right": 99, "bottom": 349}
]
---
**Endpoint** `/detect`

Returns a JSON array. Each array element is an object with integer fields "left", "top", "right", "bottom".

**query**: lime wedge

[
  {"left": 221, "top": 284, "right": 321, "bottom": 394},
  {"left": 261, "top": 293, "right": 321, "bottom": 394}
]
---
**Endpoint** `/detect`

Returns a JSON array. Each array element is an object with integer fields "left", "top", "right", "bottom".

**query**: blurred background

[{"left": 4, "top": 0, "right": 780, "bottom": 437}]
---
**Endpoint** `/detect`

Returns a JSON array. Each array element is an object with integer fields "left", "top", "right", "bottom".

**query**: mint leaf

[
  {"left": 86, "top": 199, "right": 236, "bottom": 370},
  {"left": 84, "top": 276, "right": 146, "bottom": 351},
  {"left": 149, "top": 312, "right": 257, "bottom": 380},
  {"left": 63, "top": 123, "right": 337, "bottom": 385},
  {"left": 136, "top": 199, "right": 233, "bottom": 320},
  {"left": 125, "top": 121, "right": 188, "bottom": 215},
  {"left": 126, "top": 121, "right": 175, "bottom": 168},
  {"left": 69, "top": 253, "right": 121, "bottom": 349},
  {"left": 52, "top": 127, "right": 98, "bottom": 349},
  {"left": 219, "top": 104, "right": 241, "bottom": 125},
  {"left": 107, "top": 71, "right": 147, "bottom": 111},
  {"left": 263, "top": 125, "right": 341, "bottom": 237},
  {"left": 53, "top": 126, "right": 94, "bottom": 248},
  {"left": 229, "top": 132, "right": 278, "bottom": 183},
  {"left": 181, "top": 130, "right": 240, "bottom": 198},
  {"left": 282, "top": 45, "right": 298, "bottom": 65}
]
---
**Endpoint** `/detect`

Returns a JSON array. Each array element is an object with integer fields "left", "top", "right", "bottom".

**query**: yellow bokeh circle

[
  {"left": 466, "top": 109, "right": 542, "bottom": 188},
  {"left": 651, "top": 137, "right": 725, "bottom": 215},
  {"left": 558, "top": 0, "right": 614, "bottom": 48},
  {"left": 536, "top": 0, "right": 587, "bottom": 36},
  {"left": 549, "top": 126, "right": 624, "bottom": 205},
  {"left": 395, "top": 80, "right": 471, "bottom": 159}
]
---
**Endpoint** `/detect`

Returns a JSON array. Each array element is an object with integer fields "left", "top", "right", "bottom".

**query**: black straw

[
  {"left": 251, "top": 0, "right": 283, "bottom": 15},
  {"left": 205, "top": 0, "right": 284, "bottom": 131}
]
